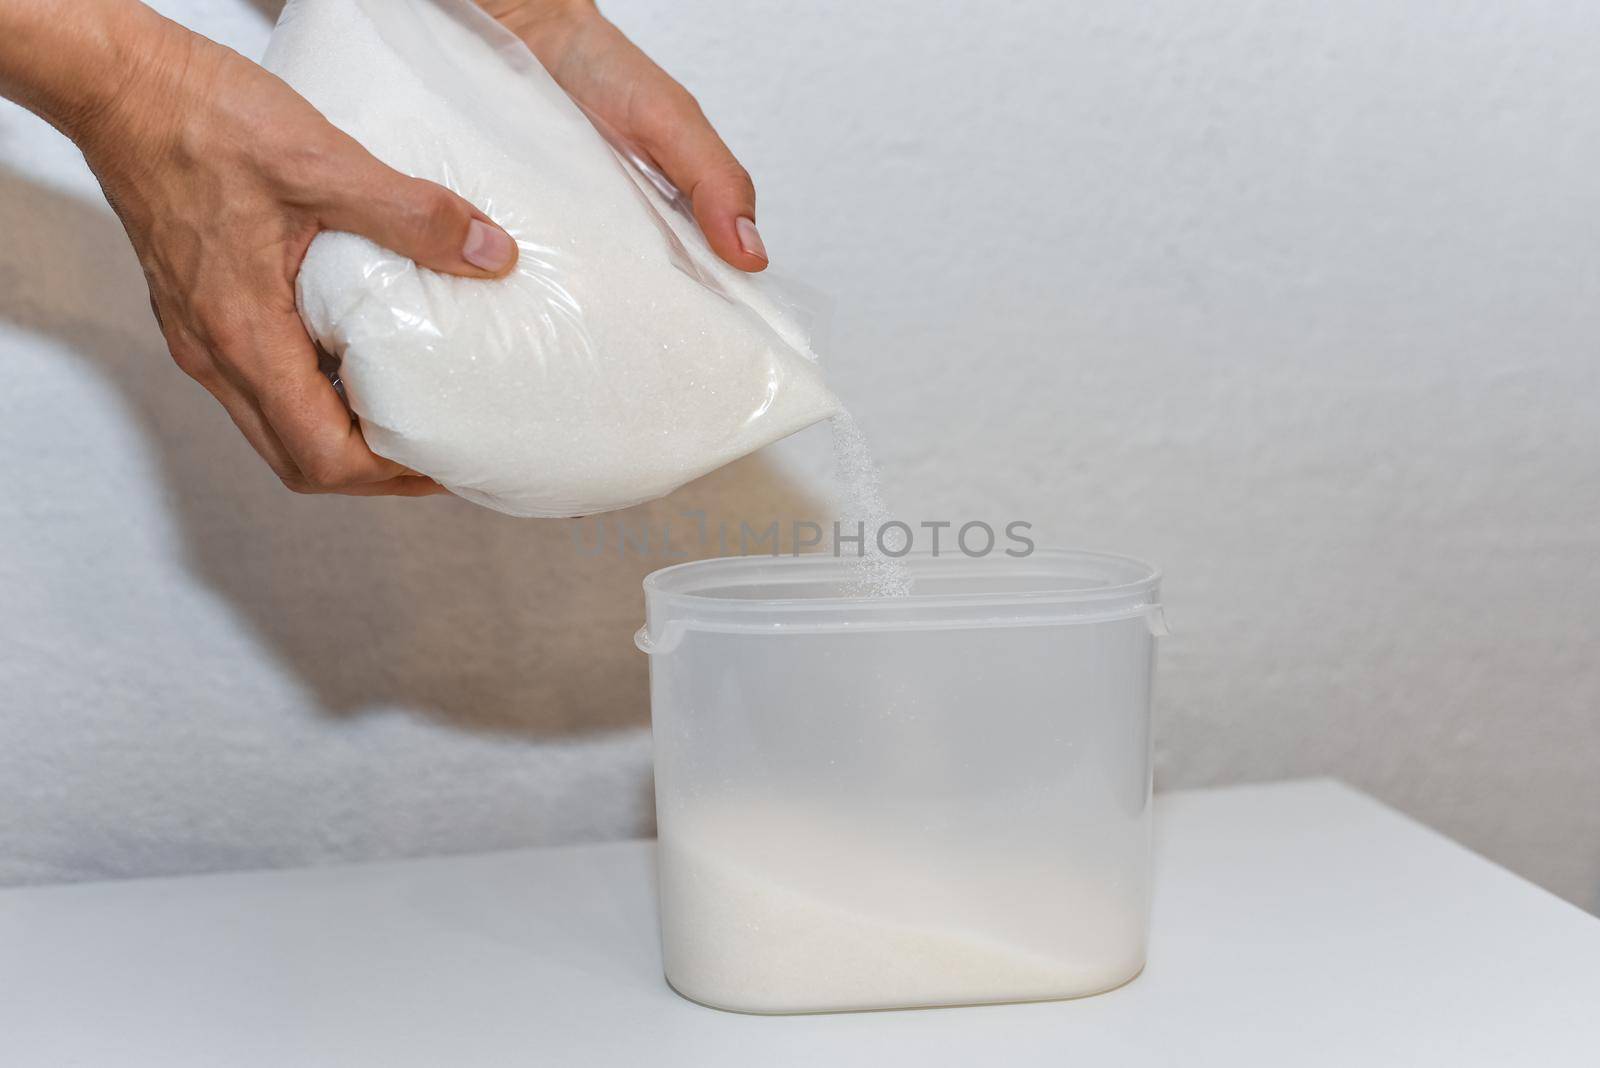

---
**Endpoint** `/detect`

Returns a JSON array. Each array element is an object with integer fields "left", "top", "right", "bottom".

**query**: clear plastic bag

[{"left": 264, "top": 0, "right": 839, "bottom": 517}]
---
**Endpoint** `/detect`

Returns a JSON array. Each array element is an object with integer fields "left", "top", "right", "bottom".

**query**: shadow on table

[{"left": 0, "top": 164, "right": 829, "bottom": 740}]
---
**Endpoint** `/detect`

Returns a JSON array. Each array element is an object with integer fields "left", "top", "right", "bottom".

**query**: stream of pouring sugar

[{"left": 830, "top": 413, "right": 913, "bottom": 598}]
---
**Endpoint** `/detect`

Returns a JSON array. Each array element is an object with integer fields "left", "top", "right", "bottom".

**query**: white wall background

[{"left": 2, "top": 0, "right": 1597, "bottom": 910}]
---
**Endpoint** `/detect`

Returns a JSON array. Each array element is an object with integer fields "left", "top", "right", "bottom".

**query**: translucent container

[{"left": 635, "top": 550, "right": 1164, "bottom": 1014}]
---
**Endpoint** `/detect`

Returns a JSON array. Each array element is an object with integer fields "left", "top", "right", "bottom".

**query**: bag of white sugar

[{"left": 263, "top": 0, "right": 839, "bottom": 517}]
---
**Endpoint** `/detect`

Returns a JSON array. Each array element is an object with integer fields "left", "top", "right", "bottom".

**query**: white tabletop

[{"left": 2, "top": 779, "right": 1596, "bottom": 1066}]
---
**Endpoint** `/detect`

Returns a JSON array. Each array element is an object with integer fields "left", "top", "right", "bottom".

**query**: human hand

[
  {"left": 479, "top": 0, "right": 769, "bottom": 272},
  {"left": 9, "top": 2, "right": 519, "bottom": 496}
]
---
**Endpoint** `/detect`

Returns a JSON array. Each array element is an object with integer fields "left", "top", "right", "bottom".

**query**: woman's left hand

[{"left": 477, "top": 0, "right": 769, "bottom": 272}]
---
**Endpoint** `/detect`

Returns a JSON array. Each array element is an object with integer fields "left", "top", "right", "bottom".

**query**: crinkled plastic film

[{"left": 264, "top": 0, "right": 839, "bottom": 517}]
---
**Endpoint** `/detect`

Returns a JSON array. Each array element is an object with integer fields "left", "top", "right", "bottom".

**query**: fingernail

[
  {"left": 463, "top": 218, "right": 515, "bottom": 272},
  {"left": 736, "top": 216, "right": 767, "bottom": 261}
]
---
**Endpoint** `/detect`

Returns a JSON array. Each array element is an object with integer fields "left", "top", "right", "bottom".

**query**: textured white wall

[{"left": 1, "top": 0, "right": 1597, "bottom": 910}]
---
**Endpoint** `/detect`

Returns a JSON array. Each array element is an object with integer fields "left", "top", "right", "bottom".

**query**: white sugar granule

[
  {"left": 657, "top": 802, "right": 1146, "bottom": 1013},
  {"left": 265, "top": 0, "right": 838, "bottom": 517},
  {"left": 829, "top": 412, "right": 913, "bottom": 598}
]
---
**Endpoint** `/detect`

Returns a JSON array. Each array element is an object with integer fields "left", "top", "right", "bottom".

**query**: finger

[
  {"left": 238, "top": 318, "right": 416, "bottom": 493},
  {"left": 307, "top": 131, "right": 519, "bottom": 278},
  {"left": 215, "top": 387, "right": 444, "bottom": 496},
  {"left": 330, "top": 476, "right": 450, "bottom": 498},
  {"left": 166, "top": 331, "right": 307, "bottom": 484},
  {"left": 210, "top": 383, "right": 304, "bottom": 487},
  {"left": 630, "top": 86, "right": 766, "bottom": 272}
]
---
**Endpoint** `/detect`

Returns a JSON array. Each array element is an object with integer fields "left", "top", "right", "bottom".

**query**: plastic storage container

[{"left": 636, "top": 550, "right": 1164, "bottom": 1014}]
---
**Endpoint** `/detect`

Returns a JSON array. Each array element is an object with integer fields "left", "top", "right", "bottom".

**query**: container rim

[{"left": 642, "top": 548, "right": 1161, "bottom": 613}]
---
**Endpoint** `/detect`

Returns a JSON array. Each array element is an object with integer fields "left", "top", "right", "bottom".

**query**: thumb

[{"left": 315, "top": 151, "right": 519, "bottom": 279}]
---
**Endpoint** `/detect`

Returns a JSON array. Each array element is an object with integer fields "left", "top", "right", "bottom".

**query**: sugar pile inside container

[
  {"left": 657, "top": 801, "right": 1146, "bottom": 1013},
  {"left": 264, "top": 0, "right": 839, "bottom": 518}
]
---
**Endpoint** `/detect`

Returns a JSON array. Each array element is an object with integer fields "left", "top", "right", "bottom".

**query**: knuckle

[
  {"left": 298, "top": 450, "right": 359, "bottom": 492},
  {"left": 266, "top": 131, "right": 345, "bottom": 199},
  {"left": 672, "top": 86, "right": 703, "bottom": 117},
  {"left": 724, "top": 161, "right": 755, "bottom": 197},
  {"left": 407, "top": 183, "right": 465, "bottom": 239},
  {"left": 279, "top": 475, "right": 318, "bottom": 496},
  {"left": 637, "top": 86, "right": 703, "bottom": 133},
  {"left": 197, "top": 307, "right": 251, "bottom": 355},
  {"left": 180, "top": 286, "right": 250, "bottom": 352},
  {"left": 168, "top": 343, "right": 218, "bottom": 387}
]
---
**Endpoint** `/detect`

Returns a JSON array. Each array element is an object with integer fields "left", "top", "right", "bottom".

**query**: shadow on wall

[{"left": 0, "top": 164, "right": 830, "bottom": 739}]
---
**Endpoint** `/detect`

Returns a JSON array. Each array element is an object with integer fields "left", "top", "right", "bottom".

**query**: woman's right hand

[{"left": 2, "top": 0, "right": 519, "bottom": 496}]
